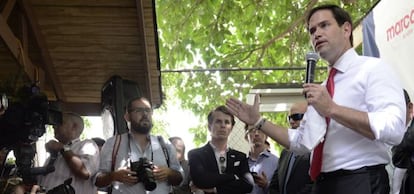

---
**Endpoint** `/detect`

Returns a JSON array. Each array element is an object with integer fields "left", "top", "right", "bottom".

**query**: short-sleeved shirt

[
  {"left": 38, "top": 138, "right": 100, "bottom": 193},
  {"left": 97, "top": 133, "right": 184, "bottom": 194}
]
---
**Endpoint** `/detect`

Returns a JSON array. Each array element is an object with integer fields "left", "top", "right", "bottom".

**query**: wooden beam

[
  {"left": 1, "top": 0, "right": 16, "bottom": 20},
  {"left": 60, "top": 102, "right": 101, "bottom": 116},
  {"left": 17, "top": 0, "right": 66, "bottom": 101},
  {"left": 30, "top": 0, "right": 135, "bottom": 7},
  {"left": 0, "top": 14, "right": 42, "bottom": 82},
  {"left": 135, "top": 0, "right": 152, "bottom": 100}
]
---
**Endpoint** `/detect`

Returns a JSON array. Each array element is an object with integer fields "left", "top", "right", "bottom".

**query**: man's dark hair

[
  {"left": 207, "top": 105, "right": 235, "bottom": 126},
  {"left": 306, "top": 4, "right": 354, "bottom": 46},
  {"left": 169, "top": 136, "right": 185, "bottom": 153},
  {"left": 126, "top": 96, "right": 152, "bottom": 112}
]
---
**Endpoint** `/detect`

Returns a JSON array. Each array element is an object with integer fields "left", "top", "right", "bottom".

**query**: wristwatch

[{"left": 61, "top": 144, "right": 71, "bottom": 154}]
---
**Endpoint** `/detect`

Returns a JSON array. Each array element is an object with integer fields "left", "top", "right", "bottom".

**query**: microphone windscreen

[{"left": 306, "top": 52, "right": 319, "bottom": 62}]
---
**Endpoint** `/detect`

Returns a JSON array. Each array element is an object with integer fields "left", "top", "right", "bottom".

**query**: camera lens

[{"left": 130, "top": 158, "right": 157, "bottom": 191}]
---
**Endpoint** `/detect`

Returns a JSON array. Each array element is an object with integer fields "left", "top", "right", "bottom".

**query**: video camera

[{"left": 0, "top": 84, "right": 62, "bottom": 184}]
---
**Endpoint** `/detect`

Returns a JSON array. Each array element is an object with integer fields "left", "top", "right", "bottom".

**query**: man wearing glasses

[
  {"left": 95, "top": 96, "right": 184, "bottom": 194},
  {"left": 188, "top": 105, "right": 253, "bottom": 194},
  {"left": 269, "top": 101, "right": 313, "bottom": 194}
]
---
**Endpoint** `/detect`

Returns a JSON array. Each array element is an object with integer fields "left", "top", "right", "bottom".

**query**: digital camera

[{"left": 130, "top": 157, "right": 157, "bottom": 191}]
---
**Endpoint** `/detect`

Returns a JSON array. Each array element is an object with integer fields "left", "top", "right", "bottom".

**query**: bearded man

[{"left": 95, "top": 97, "right": 183, "bottom": 194}]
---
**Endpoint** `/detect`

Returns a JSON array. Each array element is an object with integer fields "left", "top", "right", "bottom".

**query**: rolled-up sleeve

[
  {"left": 365, "top": 59, "right": 406, "bottom": 145},
  {"left": 369, "top": 108, "right": 405, "bottom": 145}
]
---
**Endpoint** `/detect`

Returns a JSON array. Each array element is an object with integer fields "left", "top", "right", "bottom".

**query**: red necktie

[{"left": 309, "top": 67, "right": 337, "bottom": 181}]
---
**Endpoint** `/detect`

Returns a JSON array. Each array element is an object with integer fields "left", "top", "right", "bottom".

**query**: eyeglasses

[
  {"left": 288, "top": 113, "right": 304, "bottom": 121},
  {"left": 128, "top": 107, "right": 152, "bottom": 114},
  {"left": 219, "top": 156, "right": 226, "bottom": 173}
]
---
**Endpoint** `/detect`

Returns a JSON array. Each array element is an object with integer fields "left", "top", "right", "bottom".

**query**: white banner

[{"left": 372, "top": 0, "right": 414, "bottom": 96}]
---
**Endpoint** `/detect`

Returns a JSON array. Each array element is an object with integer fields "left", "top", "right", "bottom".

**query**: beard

[{"left": 130, "top": 118, "right": 152, "bottom": 134}]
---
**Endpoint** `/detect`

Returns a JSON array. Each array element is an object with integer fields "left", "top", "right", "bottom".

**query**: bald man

[
  {"left": 38, "top": 112, "right": 100, "bottom": 193},
  {"left": 269, "top": 102, "right": 313, "bottom": 194}
]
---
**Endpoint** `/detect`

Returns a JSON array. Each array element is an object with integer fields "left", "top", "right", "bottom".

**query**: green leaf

[{"left": 156, "top": 0, "right": 380, "bottom": 149}]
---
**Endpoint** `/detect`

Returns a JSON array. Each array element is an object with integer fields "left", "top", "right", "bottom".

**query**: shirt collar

[
  {"left": 68, "top": 138, "right": 80, "bottom": 145},
  {"left": 249, "top": 149, "right": 271, "bottom": 159},
  {"left": 331, "top": 48, "right": 358, "bottom": 74},
  {"left": 209, "top": 141, "right": 229, "bottom": 154}
]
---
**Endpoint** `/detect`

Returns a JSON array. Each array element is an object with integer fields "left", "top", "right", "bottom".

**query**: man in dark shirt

[{"left": 269, "top": 101, "right": 313, "bottom": 194}]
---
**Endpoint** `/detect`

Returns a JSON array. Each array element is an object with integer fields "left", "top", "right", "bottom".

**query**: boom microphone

[{"left": 305, "top": 52, "right": 319, "bottom": 83}]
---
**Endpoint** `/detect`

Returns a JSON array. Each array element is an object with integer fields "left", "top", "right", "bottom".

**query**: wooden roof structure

[{"left": 0, "top": 0, "right": 162, "bottom": 115}]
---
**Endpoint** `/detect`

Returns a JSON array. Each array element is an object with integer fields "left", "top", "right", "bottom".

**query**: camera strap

[
  {"left": 107, "top": 134, "right": 171, "bottom": 193},
  {"left": 108, "top": 134, "right": 122, "bottom": 194},
  {"left": 111, "top": 134, "right": 122, "bottom": 171},
  {"left": 157, "top": 136, "right": 170, "bottom": 168},
  {"left": 126, "top": 134, "right": 170, "bottom": 168}
]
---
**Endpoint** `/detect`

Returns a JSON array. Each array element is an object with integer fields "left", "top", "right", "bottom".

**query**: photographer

[
  {"left": 95, "top": 96, "right": 183, "bottom": 194},
  {"left": 38, "top": 112, "right": 100, "bottom": 193}
]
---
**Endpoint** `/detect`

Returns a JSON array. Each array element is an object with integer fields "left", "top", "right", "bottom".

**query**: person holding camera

[
  {"left": 37, "top": 112, "right": 100, "bottom": 194},
  {"left": 95, "top": 96, "right": 184, "bottom": 194},
  {"left": 188, "top": 105, "right": 254, "bottom": 194}
]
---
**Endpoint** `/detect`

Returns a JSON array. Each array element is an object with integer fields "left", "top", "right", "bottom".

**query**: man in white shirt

[
  {"left": 226, "top": 4, "right": 405, "bottom": 194},
  {"left": 95, "top": 96, "right": 183, "bottom": 194},
  {"left": 38, "top": 112, "right": 100, "bottom": 194}
]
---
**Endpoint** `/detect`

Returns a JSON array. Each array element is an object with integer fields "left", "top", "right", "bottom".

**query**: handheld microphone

[{"left": 305, "top": 52, "right": 319, "bottom": 83}]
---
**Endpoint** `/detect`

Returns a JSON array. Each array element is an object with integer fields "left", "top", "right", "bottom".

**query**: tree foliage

[{"left": 155, "top": 0, "right": 379, "bottom": 145}]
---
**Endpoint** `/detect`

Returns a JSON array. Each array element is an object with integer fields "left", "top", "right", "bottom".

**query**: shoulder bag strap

[
  {"left": 157, "top": 135, "right": 170, "bottom": 167},
  {"left": 108, "top": 134, "right": 122, "bottom": 194}
]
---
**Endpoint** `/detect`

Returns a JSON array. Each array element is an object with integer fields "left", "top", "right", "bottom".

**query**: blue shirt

[{"left": 248, "top": 150, "right": 278, "bottom": 194}]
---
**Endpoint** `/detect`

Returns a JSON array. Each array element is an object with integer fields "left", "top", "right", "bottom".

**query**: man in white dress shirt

[
  {"left": 38, "top": 112, "right": 100, "bottom": 193},
  {"left": 226, "top": 4, "right": 406, "bottom": 194}
]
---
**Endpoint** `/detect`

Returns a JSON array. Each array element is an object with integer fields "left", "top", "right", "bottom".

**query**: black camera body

[
  {"left": 0, "top": 84, "right": 62, "bottom": 184},
  {"left": 46, "top": 178, "right": 75, "bottom": 194},
  {"left": 0, "top": 84, "right": 61, "bottom": 148},
  {"left": 130, "top": 157, "right": 157, "bottom": 191}
]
